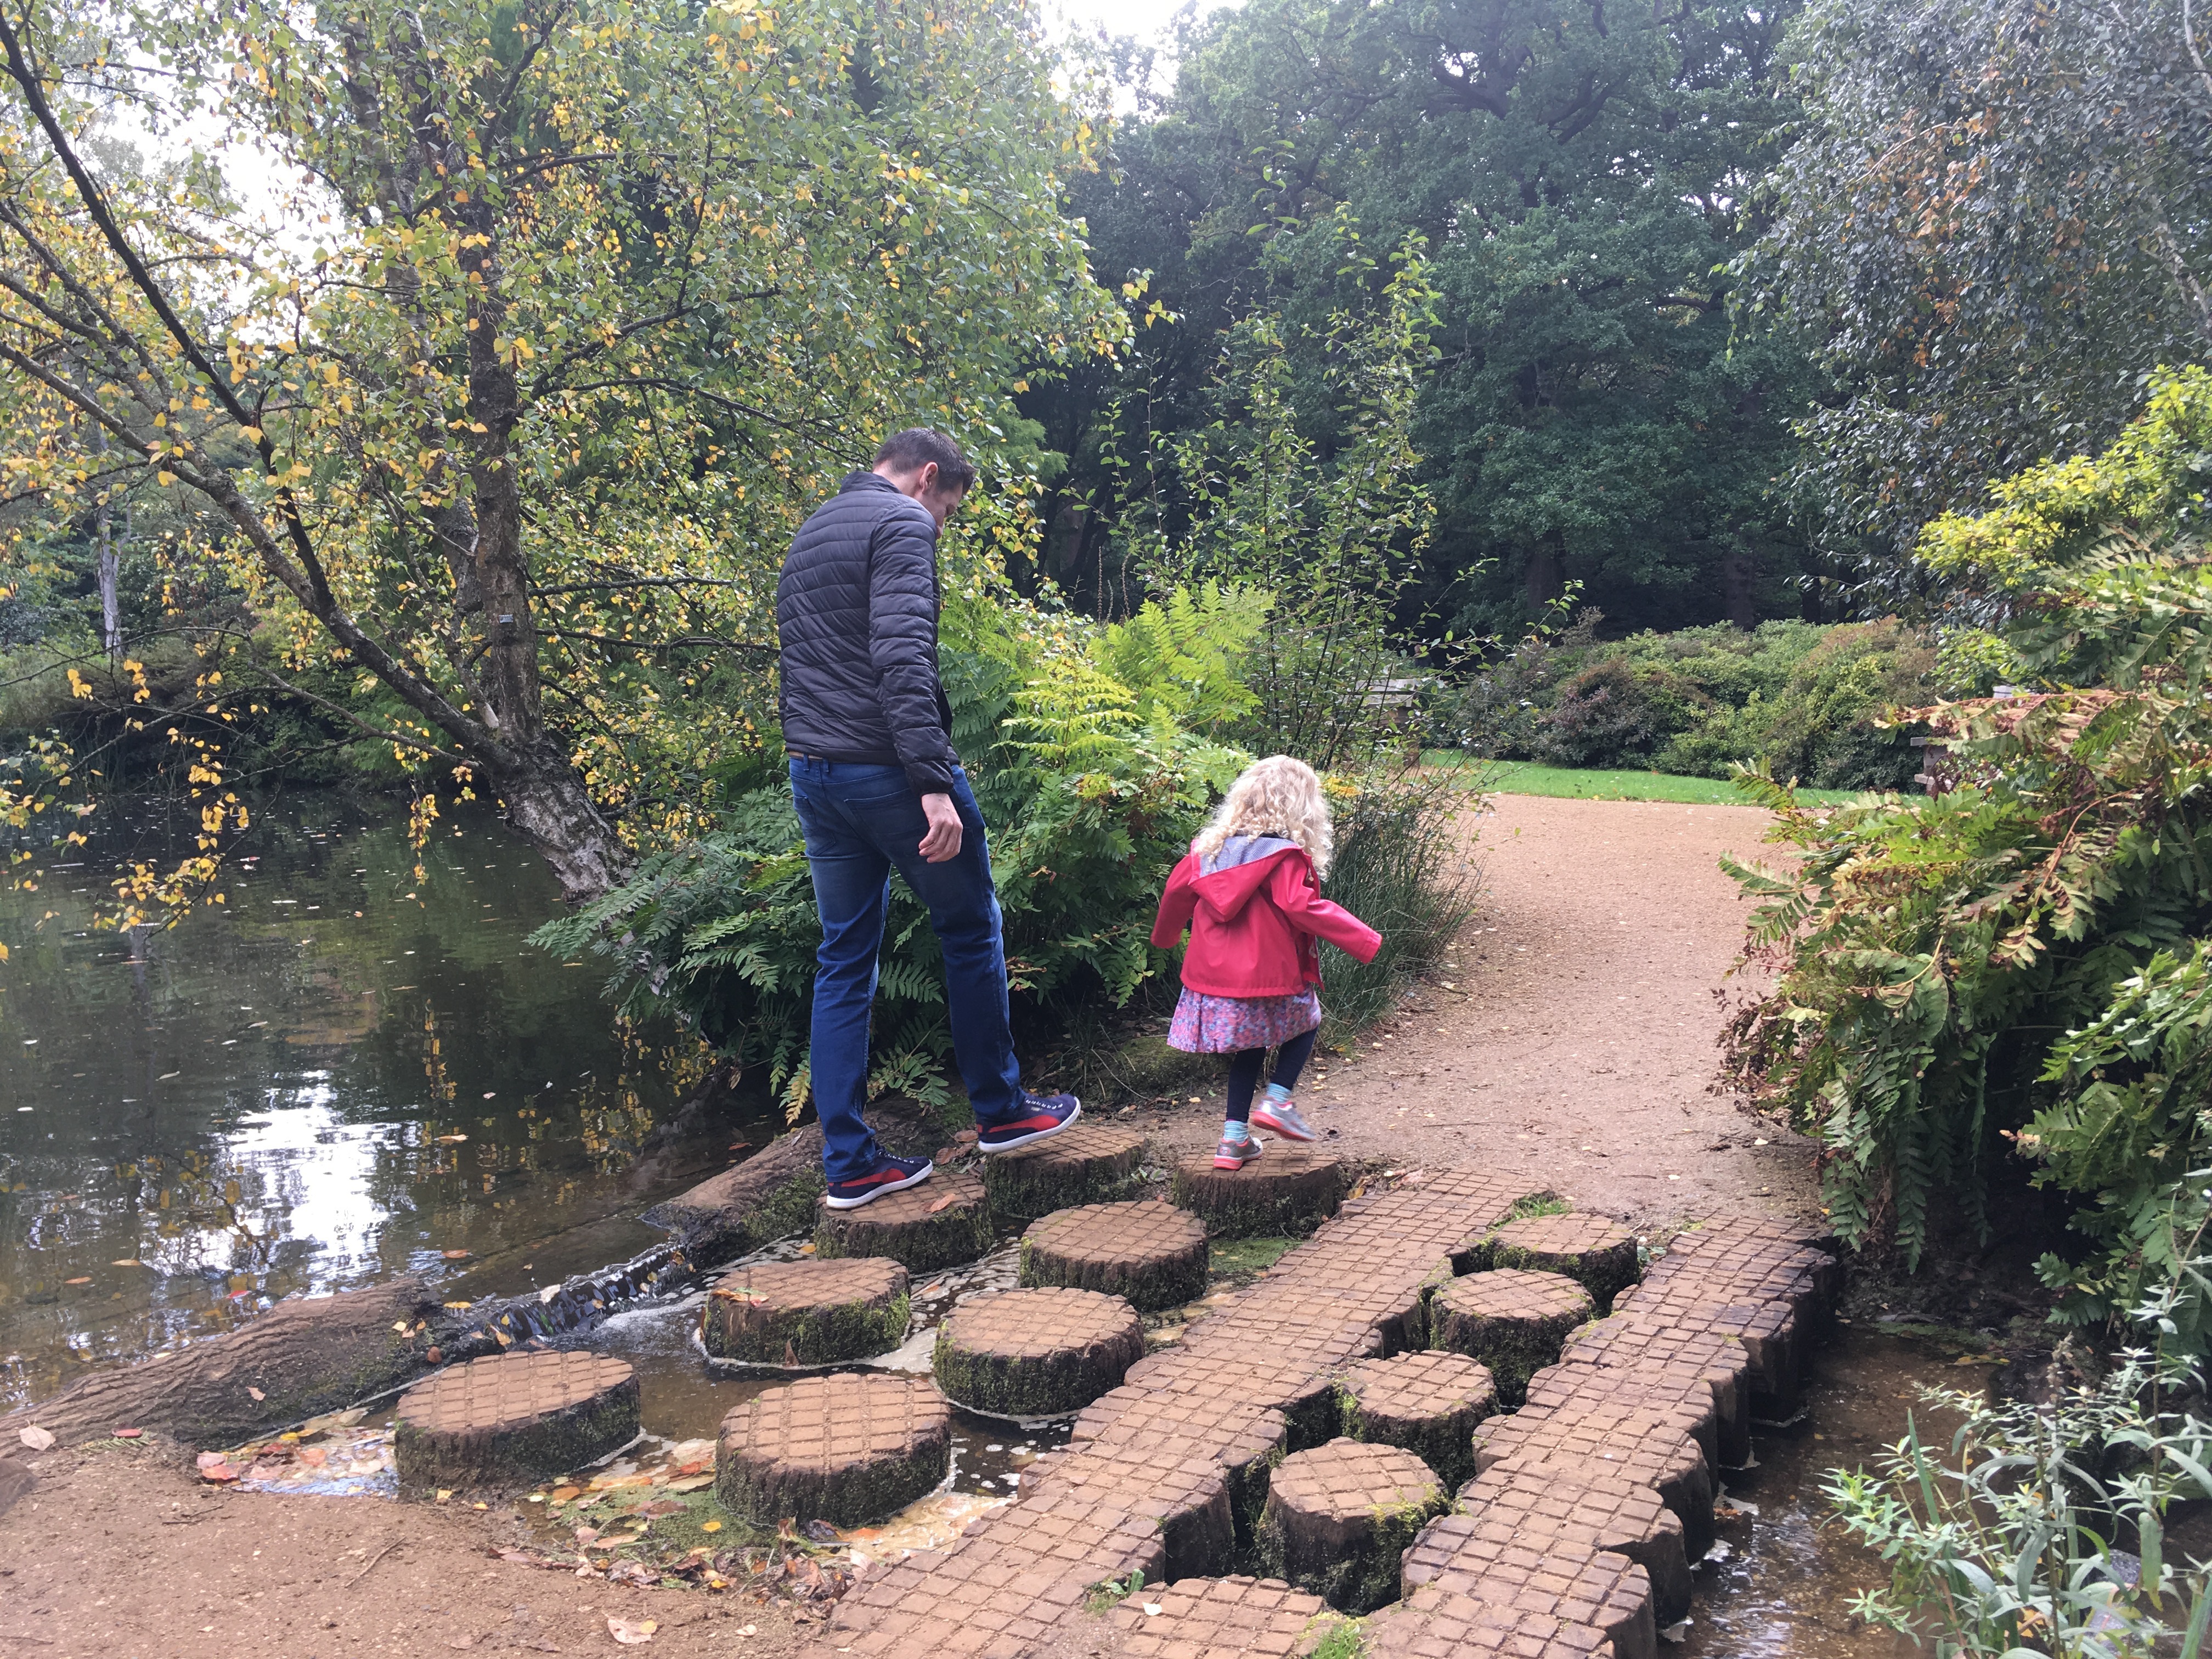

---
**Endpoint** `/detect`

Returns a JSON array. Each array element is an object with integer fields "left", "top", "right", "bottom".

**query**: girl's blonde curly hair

[{"left": 1194, "top": 754, "right": 1334, "bottom": 877}]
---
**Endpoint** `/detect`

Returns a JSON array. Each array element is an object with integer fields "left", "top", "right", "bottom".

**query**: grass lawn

[{"left": 1460, "top": 759, "right": 1868, "bottom": 808}]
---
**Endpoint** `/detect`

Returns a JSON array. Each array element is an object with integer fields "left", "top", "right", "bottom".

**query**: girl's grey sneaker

[
  {"left": 1250, "top": 1098, "right": 1316, "bottom": 1141},
  {"left": 1213, "top": 1133, "right": 1263, "bottom": 1170}
]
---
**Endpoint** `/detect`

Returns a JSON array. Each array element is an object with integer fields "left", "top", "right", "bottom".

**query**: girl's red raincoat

[{"left": 1150, "top": 836, "right": 1381, "bottom": 997}]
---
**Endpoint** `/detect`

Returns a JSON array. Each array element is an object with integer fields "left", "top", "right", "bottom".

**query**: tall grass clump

[{"left": 1318, "top": 762, "right": 1482, "bottom": 1030}]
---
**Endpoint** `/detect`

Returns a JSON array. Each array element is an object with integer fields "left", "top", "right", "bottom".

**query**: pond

[{"left": 0, "top": 791, "right": 780, "bottom": 1414}]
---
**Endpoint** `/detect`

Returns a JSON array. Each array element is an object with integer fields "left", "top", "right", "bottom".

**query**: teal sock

[
  {"left": 1264, "top": 1083, "right": 1293, "bottom": 1104},
  {"left": 1222, "top": 1119, "right": 1250, "bottom": 1144}
]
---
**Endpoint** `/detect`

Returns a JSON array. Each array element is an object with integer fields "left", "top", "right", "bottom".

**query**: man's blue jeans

[{"left": 789, "top": 758, "right": 1024, "bottom": 1182}]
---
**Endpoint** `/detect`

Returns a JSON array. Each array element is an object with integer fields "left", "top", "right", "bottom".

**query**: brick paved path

[{"left": 809, "top": 1169, "right": 1833, "bottom": 1658}]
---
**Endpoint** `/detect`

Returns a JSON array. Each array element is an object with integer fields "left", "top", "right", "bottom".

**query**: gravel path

[{"left": 1152, "top": 791, "right": 1825, "bottom": 1231}]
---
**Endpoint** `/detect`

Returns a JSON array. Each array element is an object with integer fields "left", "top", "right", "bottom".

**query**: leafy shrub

[
  {"left": 1454, "top": 612, "right": 1938, "bottom": 789},
  {"left": 1722, "top": 374, "right": 2212, "bottom": 1344},
  {"left": 1529, "top": 658, "right": 1669, "bottom": 768},
  {"left": 533, "top": 589, "right": 1251, "bottom": 1116}
]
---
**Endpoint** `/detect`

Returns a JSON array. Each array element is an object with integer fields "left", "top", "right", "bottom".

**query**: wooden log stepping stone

[
  {"left": 1472, "top": 1401, "right": 1717, "bottom": 1561},
  {"left": 1256, "top": 1437, "right": 1447, "bottom": 1613},
  {"left": 699, "top": 1257, "right": 909, "bottom": 1368},
  {"left": 393, "top": 1351, "right": 637, "bottom": 1492},
  {"left": 1559, "top": 1314, "right": 1755, "bottom": 1468},
  {"left": 1429, "top": 1268, "right": 1594, "bottom": 1407},
  {"left": 1464, "top": 1452, "right": 1692, "bottom": 1627},
  {"left": 931, "top": 1286, "right": 1144, "bottom": 1420},
  {"left": 1521, "top": 1362, "right": 1724, "bottom": 1473},
  {"left": 1398, "top": 1506, "right": 1656, "bottom": 1659},
  {"left": 1363, "top": 1586, "right": 1618, "bottom": 1658},
  {"left": 811, "top": 1169, "right": 992, "bottom": 1274},
  {"left": 980, "top": 1120, "right": 1149, "bottom": 1220},
  {"left": 1335, "top": 1349, "right": 1496, "bottom": 1491},
  {"left": 1019, "top": 1199, "right": 1207, "bottom": 1312},
  {"left": 1170, "top": 1143, "right": 1346, "bottom": 1238},
  {"left": 1104, "top": 1574, "right": 1352, "bottom": 1657},
  {"left": 1479, "top": 1212, "right": 1641, "bottom": 1312},
  {"left": 714, "top": 1371, "right": 950, "bottom": 1527}
]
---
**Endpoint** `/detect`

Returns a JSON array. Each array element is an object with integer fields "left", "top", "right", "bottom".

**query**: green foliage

[
  {"left": 1122, "top": 229, "right": 1443, "bottom": 772},
  {"left": 1035, "top": 0, "right": 1816, "bottom": 637},
  {"left": 1740, "top": 0, "right": 2212, "bottom": 580},
  {"left": 1453, "top": 616, "right": 1938, "bottom": 789},
  {"left": 1722, "top": 392, "right": 2212, "bottom": 1324},
  {"left": 1826, "top": 1268, "right": 2212, "bottom": 1658},
  {"left": 532, "top": 589, "right": 1249, "bottom": 1110}
]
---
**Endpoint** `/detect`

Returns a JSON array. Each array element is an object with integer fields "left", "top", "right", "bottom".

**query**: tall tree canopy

[
  {"left": 1740, "top": 0, "right": 2212, "bottom": 593},
  {"left": 1029, "top": 0, "right": 1815, "bottom": 636},
  {"left": 0, "top": 0, "right": 1119, "bottom": 896}
]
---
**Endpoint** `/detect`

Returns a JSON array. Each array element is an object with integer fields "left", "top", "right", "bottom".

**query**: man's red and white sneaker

[
  {"left": 977, "top": 1092, "right": 1081, "bottom": 1154},
  {"left": 823, "top": 1154, "right": 934, "bottom": 1210}
]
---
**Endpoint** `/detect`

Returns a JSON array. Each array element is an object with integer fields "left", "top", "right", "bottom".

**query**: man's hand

[{"left": 918, "top": 793, "right": 964, "bottom": 863}]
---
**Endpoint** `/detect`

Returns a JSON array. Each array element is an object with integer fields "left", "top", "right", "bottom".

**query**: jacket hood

[
  {"left": 839, "top": 470, "right": 899, "bottom": 495},
  {"left": 1191, "top": 835, "right": 1301, "bottom": 922}
]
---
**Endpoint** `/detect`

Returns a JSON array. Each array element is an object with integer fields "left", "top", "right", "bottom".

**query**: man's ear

[{"left": 917, "top": 460, "right": 939, "bottom": 493}]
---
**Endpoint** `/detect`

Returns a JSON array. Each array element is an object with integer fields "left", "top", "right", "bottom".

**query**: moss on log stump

[
  {"left": 1335, "top": 1349, "right": 1496, "bottom": 1492},
  {"left": 1169, "top": 1144, "right": 1345, "bottom": 1238},
  {"left": 1429, "top": 1268, "right": 1594, "bottom": 1407},
  {"left": 1478, "top": 1212, "right": 1641, "bottom": 1313},
  {"left": 393, "top": 1352, "right": 638, "bottom": 1492},
  {"left": 1103, "top": 1575, "right": 1351, "bottom": 1657},
  {"left": 811, "top": 1170, "right": 992, "bottom": 1274},
  {"left": 930, "top": 1287, "right": 1144, "bottom": 1420},
  {"left": 699, "top": 1258, "right": 910, "bottom": 1368},
  {"left": 1465, "top": 1452, "right": 1692, "bottom": 1627},
  {"left": 714, "top": 1372, "right": 950, "bottom": 1527},
  {"left": 979, "top": 1121, "right": 1149, "bottom": 1220},
  {"left": 1257, "top": 1437, "right": 1446, "bottom": 1614},
  {"left": 1398, "top": 1506, "right": 1657, "bottom": 1659},
  {"left": 1018, "top": 1200, "right": 1207, "bottom": 1312}
]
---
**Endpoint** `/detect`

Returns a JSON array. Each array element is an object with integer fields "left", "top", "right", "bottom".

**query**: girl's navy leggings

[{"left": 1225, "top": 1028, "right": 1320, "bottom": 1123}]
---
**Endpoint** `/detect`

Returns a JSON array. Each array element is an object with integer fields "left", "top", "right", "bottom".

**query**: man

[{"left": 777, "top": 428, "right": 1081, "bottom": 1208}]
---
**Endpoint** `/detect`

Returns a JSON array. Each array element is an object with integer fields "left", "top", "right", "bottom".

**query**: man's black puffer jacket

[{"left": 776, "top": 471, "right": 958, "bottom": 795}]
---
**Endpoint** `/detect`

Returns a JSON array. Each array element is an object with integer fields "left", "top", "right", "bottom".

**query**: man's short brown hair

[{"left": 873, "top": 427, "right": 976, "bottom": 493}]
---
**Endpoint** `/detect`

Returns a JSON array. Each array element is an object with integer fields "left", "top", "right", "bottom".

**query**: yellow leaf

[{"left": 156, "top": 471, "right": 176, "bottom": 486}]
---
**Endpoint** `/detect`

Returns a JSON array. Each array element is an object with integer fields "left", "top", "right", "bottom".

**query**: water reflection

[{"left": 0, "top": 794, "right": 771, "bottom": 1411}]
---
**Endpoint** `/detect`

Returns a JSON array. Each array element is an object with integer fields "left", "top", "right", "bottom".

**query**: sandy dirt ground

[
  {"left": 1148, "top": 791, "right": 1824, "bottom": 1233},
  {"left": 0, "top": 793, "right": 1821, "bottom": 1658}
]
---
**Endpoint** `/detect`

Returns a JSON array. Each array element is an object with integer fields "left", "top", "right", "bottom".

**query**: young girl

[{"left": 1151, "top": 755, "right": 1381, "bottom": 1169}]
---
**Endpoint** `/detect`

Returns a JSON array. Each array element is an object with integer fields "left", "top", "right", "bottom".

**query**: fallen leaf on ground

[
  {"left": 607, "top": 1616, "right": 657, "bottom": 1644},
  {"left": 549, "top": 1486, "right": 581, "bottom": 1502},
  {"left": 247, "top": 1386, "right": 266, "bottom": 1401},
  {"left": 666, "top": 1475, "right": 713, "bottom": 1492},
  {"left": 18, "top": 1426, "right": 53, "bottom": 1451},
  {"left": 442, "top": 1249, "right": 472, "bottom": 1260},
  {"left": 111, "top": 1427, "right": 142, "bottom": 1438},
  {"left": 796, "top": 1243, "right": 815, "bottom": 1255},
  {"left": 436, "top": 1134, "right": 468, "bottom": 1144},
  {"left": 917, "top": 1280, "right": 946, "bottom": 1297},
  {"left": 637, "top": 1498, "right": 684, "bottom": 1517},
  {"left": 111, "top": 1259, "right": 143, "bottom": 1267},
  {"left": 700, "top": 1520, "right": 721, "bottom": 1533},
  {"left": 63, "top": 1277, "right": 90, "bottom": 1286},
  {"left": 926, "top": 1194, "right": 958, "bottom": 1214}
]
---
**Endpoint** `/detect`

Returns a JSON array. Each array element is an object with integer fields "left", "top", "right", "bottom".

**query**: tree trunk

[
  {"left": 1722, "top": 545, "right": 1758, "bottom": 629},
  {"left": 1523, "top": 538, "right": 1564, "bottom": 611},
  {"left": 496, "top": 746, "right": 632, "bottom": 899}
]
